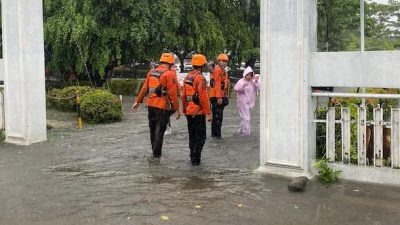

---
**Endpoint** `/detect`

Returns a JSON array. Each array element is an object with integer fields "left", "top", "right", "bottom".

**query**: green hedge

[
  {"left": 112, "top": 68, "right": 148, "bottom": 79},
  {"left": 45, "top": 80, "right": 94, "bottom": 91},
  {"left": 0, "top": 130, "right": 4, "bottom": 143},
  {"left": 108, "top": 79, "right": 146, "bottom": 96},
  {"left": 108, "top": 79, "right": 138, "bottom": 96},
  {"left": 47, "top": 86, "right": 93, "bottom": 111},
  {"left": 80, "top": 89, "right": 122, "bottom": 124},
  {"left": 136, "top": 80, "right": 145, "bottom": 94}
]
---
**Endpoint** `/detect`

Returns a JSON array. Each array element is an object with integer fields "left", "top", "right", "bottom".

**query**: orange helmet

[
  {"left": 192, "top": 54, "right": 207, "bottom": 67},
  {"left": 159, "top": 53, "right": 174, "bottom": 64},
  {"left": 217, "top": 53, "right": 229, "bottom": 61}
]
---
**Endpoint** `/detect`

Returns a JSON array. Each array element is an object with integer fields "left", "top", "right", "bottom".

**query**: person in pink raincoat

[{"left": 234, "top": 66, "right": 260, "bottom": 136}]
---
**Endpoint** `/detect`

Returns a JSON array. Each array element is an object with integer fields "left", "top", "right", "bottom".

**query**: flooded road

[{"left": 1, "top": 96, "right": 400, "bottom": 225}]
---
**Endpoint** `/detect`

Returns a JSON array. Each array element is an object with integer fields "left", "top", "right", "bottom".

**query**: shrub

[
  {"left": 314, "top": 158, "right": 341, "bottom": 183},
  {"left": 76, "top": 80, "right": 93, "bottom": 87},
  {"left": 47, "top": 86, "right": 93, "bottom": 111},
  {"left": 45, "top": 80, "right": 67, "bottom": 91},
  {"left": 0, "top": 130, "right": 5, "bottom": 143},
  {"left": 136, "top": 80, "right": 145, "bottom": 94},
  {"left": 108, "top": 79, "right": 138, "bottom": 96},
  {"left": 80, "top": 89, "right": 122, "bottom": 124}
]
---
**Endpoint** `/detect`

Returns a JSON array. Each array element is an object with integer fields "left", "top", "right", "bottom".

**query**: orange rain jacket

[
  {"left": 209, "top": 65, "right": 229, "bottom": 98},
  {"left": 135, "top": 64, "right": 179, "bottom": 111},
  {"left": 182, "top": 70, "right": 211, "bottom": 116}
]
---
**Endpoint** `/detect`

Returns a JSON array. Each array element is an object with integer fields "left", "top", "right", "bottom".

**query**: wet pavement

[{"left": 1, "top": 96, "right": 400, "bottom": 225}]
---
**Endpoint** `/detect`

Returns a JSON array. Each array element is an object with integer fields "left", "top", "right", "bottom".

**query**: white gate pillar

[
  {"left": 259, "top": 0, "right": 317, "bottom": 176},
  {"left": 2, "top": 0, "right": 47, "bottom": 144}
]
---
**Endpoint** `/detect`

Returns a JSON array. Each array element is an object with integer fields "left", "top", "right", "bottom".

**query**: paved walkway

[{"left": 0, "top": 96, "right": 400, "bottom": 225}]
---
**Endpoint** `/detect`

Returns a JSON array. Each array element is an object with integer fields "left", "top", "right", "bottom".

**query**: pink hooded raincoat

[{"left": 234, "top": 67, "right": 260, "bottom": 136}]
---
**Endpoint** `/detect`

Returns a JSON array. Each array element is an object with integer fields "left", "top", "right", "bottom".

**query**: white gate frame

[
  {"left": 259, "top": 0, "right": 400, "bottom": 185},
  {"left": 1, "top": 0, "right": 47, "bottom": 144}
]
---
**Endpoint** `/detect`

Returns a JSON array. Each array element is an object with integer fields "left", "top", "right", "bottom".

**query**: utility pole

[{"left": 361, "top": 0, "right": 366, "bottom": 106}]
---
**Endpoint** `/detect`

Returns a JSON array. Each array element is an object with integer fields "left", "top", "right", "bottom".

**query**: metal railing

[{"left": 312, "top": 92, "right": 400, "bottom": 169}]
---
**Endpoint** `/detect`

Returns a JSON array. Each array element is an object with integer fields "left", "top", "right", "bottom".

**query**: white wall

[
  {"left": 2, "top": 0, "right": 46, "bottom": 144},
  {"left": 310, "top": 51, "right": 400, "bottom": 88},
  {"left": 260, "top": 0, "right": 317, "bottom": 176}
]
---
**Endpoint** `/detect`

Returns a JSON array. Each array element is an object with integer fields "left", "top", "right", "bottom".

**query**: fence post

[
  {"left": 391, "top": 108, "right": 400, "bottom": 168},
  {"left": 374, "top": 107, "right": 383, "bottom": 167},
  {"left": 76, "top": 93, "right": 83, "bottom": 129},
  {"left": 342, "top": 107, "right": 351, "bottom": 164},
  {"left": 358, "top": 106, "right": 367, "bottom": 165},
  {"left": 326, "top": 107, "right": 336, "bottom": 162}
]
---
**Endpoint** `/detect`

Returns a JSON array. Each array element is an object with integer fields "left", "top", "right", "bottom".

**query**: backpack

[
  {"left": 184, "top": 72, "right": 200, "bottom": 105},
  {"left": 147, "top": 69, "right": 167, "bottom": 97}
]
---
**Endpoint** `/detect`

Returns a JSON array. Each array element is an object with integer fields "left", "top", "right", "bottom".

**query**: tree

[
  {"left": 209, "top": 0, "right": 260, "bottom": 67},
  {"left": 44, "top": 0, "right": 150, "bottom": 85},
  {"left": 44, "top": 0, "right": 261, "bottom": 80},
  {"left": 317, "top": 0, "right": 362, "bottom": 51},
  {"left": 143, "top": 0, "right": 225, "bottom": 70},
  {"left": 317, "top": 0, "right": 400, "bottom": 52}
]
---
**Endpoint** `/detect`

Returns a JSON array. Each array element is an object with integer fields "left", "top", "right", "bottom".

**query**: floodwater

[{"left": 1, "top": 96, "right": 400, "bottom": 225}]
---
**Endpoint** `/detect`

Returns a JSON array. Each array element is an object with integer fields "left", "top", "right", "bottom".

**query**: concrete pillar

[
  {"left": 259, "top": 0, "right": 317, "bottom": 176},
  {"left": 2, "top": 0, "right": 47, "bottom": 144}
]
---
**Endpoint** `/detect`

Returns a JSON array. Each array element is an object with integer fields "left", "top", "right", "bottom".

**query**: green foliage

[
  {"left": 208, "top": 0, "right": 259, "bottom": 66},
  {"left": 316, "top": 88, "right": 400, "bottom": 164},
  {"left": 80, "top": 89, "right": 122, "bottom": 124},
  {"left": 47, "top": 86, "right": 93, "bottom": 111},
  {"left": 315, "top": 107, "right": 328, "bottom": 158},
  {"left": 43, "top": 0, "right": 261, "bottom": 78},
  {"left": 317, "top": 0, "right": 400, "bottom": 51},
  {"left": 368, "top": 0, "right": 400, "bottom": 38},
  {"left": 44, "top": 0, "right": 151, "bottom": 77},
  {"left": 111, "top": 65, "right": 149, "bottom": 79},
  {"left": 0, "top": 130, "right": 5, "bottom": 143},
  {"left": 365, "top": 88, "right": 400, "bottom": 121},
  {"left": 317, "top": 0, "right": 362, "bottom": 51},
  {"left": 314, "top": 158, "right": 341, "bottom": 183},
  {"left": 108, "top": 79, "right": 138, "bottom": 96}
]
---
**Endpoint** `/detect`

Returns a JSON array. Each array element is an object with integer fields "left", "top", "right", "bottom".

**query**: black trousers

[
  {"left": 186, "top": 115, "right": 206, "bottom": 163},
  {"left": 210, "top": 98, "right": 225, "bottom": 137},
  {"left": 148, "top": 107, "right": 169, "bottom": 157}
]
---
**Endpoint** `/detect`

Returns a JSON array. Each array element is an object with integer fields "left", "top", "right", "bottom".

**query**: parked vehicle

[
  {"left": 183, "top": 58, "right": 192, "bottom": 72},
  {"left": 253, "top": 61, "right": 260, "bottom": 73}
]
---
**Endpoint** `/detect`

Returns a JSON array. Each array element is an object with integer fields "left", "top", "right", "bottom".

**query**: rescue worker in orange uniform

[
  {"left": 182, "top": 54, "right": 212, "bottom": 166},
  {"left": 164, "top": 63, "right": 181, "bottom": 135},
  {"left": 131, "top": 53, "right": 180, "bottom": 158},
  {"left": 209, "top": 53, "right": 230, "bottom": 139}
]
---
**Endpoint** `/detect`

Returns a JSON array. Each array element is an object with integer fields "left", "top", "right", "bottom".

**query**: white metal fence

[{"left": 313, "top": 92, "right": 400, "bottom": 170}]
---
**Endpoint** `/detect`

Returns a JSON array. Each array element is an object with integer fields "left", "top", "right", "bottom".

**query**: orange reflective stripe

[
  {"left": 183, "top": 70, "right": 210, "bottom": 115},
  {"left": 183, "top": 71, "right": 200, "bottom": 99},
  {"left": 147, "top": 69, "right": 168, "bottom": 97},
  {"left": 135, "top": 65, "right": 179, "bottom": 111}
]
